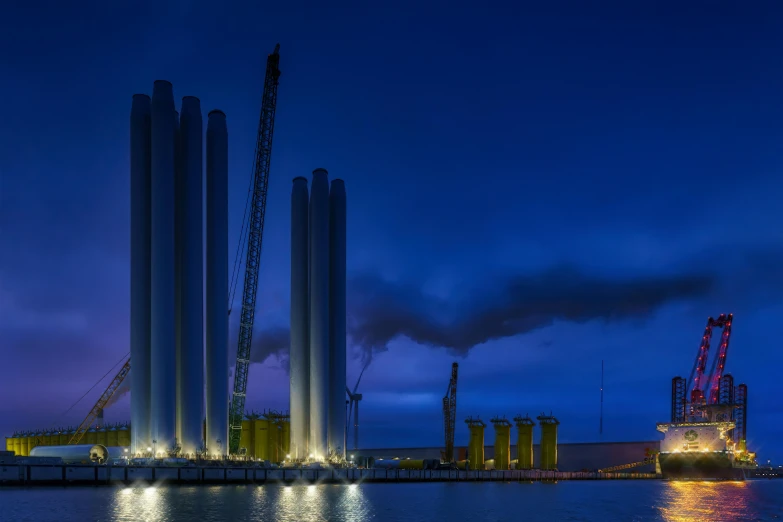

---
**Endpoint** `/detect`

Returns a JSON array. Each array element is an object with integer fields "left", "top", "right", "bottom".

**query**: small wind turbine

[{"left": 346, "top": 360, "right": 370, "bottom": 451}]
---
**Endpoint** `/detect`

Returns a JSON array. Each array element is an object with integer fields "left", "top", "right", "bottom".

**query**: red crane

[{"left": 686, "top": 314, "right": 733, "bottom": 407}]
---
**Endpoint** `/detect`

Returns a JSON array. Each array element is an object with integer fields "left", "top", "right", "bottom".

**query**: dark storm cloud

[
  {"left": 250, "top": 326, "right": 290, "bottom": 366},
  {"left": 227, "top": 320, "right": 289, "bottom": 371},
  {"left": 347, "top": 266, "right": 715, "bottom": 360}
]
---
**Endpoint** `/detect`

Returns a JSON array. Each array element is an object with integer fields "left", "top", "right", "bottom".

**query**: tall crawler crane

[
  {"left": 441, "top": 362, "right": 458, "bottom": 463},
  {"left": 228, "top": 44, "right": 282, "bottom": 455}
]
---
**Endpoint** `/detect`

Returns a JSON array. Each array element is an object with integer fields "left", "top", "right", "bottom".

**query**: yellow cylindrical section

[
  {"left": 29, "top": 433, "right": 41, "bottom": 453},
  {"left": 96, "top": 428, "right": 108, "bottom": 446},
  {"left": 540, "top": 423, "right": 558, "bottom": 470},
  {"left": 493, "top": 425, "right": 511, "bottom": 470},
  {"left": 268, "top": 423, "right": 280, "bottom": 463},
  {"left": 517, "top": 424, "right": 534, "bottom": 469},
  {"left": 85, "top": 429, "right": 97, "bottom": 445},
  {"left": 21, "top": 436, "right": 30, "bottom": 457},
  {"left": 118, "top": 426, "right": 130, "bottom": 447},
  {"left": 58, "top": 431, "right": 69, "bottom": 445},
  {"left": 106, "top": 428, "right": 119, "bottom": 447},
  {"left": 5, "top": 438, "right": 12, "bottom": 452},
  {"left": 282, "top": 421, "right": 290, "bottom": 457},
  {"left": 398, "top": 459, "right": 424, "bottom": 470},
  {"left": 240, "top": 420, "right": 255, "bottom": 458},
  {"left": 41, "top": 433, "right": 51, "bottom": 447},
  {"left": 254, "top": 419, "right": 269, "bottom": 461},
  {"left": 13, "top": 437, "right": 21, "bottom": 456},
  {"left": 468, "top": 425, "right": 485, "bottom": 470}
]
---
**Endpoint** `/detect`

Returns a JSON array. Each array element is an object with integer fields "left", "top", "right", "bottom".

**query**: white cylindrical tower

[
  {"left": 129, "top": 93, "right": 152, "bottom": 456},
  {"left": 328, "top": 178, "right": 347, "bottom": 458},
  {"left": 290, "top": 176, "right": 310, "bottom": 460},
  {"left": 309, "top": 168, "right": 330, "bottom": 459},
  {"left": 177, "top": 96, "right": 204, "bottom": 456},
  {"left": 206, "top": 109, "right": 229, "bottom": 457},
  {"left": 150, "top": 80, "right": 177, "bottom": 453}
]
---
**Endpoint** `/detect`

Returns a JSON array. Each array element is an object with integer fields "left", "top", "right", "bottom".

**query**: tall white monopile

[
  {"left": 328, "top": 179, "right": 347, "bottom": 458},
  {"left": 150, "top": 80, "right": 177, "bottom": 453},
  {"left": 309, "top": 168, "right": 330, "bottom": 458},
  {"left": 177, "top": 96, "right": 204, "bottom": 456},
  {"left": 206, "top": 109, "right": 229, "bottom": 457},
  {"left": 290, "top": 176, "right": 310, "bottom": 459},
  {"left": 130, "top": 93, "right": 152, "bottom": 455}
]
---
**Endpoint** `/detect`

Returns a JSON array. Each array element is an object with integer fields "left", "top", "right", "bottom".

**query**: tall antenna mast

[{"left": 600, "top": 359, "right": 604, "bottom": 436}]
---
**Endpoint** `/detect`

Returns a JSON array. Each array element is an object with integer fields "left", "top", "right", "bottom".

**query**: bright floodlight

[{"left": 147, "top": 447, "right": 152, "bottom": 452}]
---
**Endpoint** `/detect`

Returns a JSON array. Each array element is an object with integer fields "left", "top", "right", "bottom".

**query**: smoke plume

[
  {"left": 346, "top": 266, "right": 714, "bottom": 359},
  {"left": 244, "top": 266, "right": 714, "bottom": 369}
]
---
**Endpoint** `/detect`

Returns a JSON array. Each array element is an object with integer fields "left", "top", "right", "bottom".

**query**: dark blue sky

[{"left": 1, "top": 1, "right": 782, "bottom": 462}]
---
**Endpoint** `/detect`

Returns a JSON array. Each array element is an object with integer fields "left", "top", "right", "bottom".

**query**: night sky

[{"left": 1, "top": 1, "right": 782, "bottom": 463}]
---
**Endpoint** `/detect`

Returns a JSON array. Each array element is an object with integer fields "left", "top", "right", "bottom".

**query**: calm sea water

[{"left": 1, "top": 480, "right": 782, "bottom": 521}]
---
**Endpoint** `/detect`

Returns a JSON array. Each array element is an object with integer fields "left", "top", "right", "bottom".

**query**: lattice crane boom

[
  {"left": 706, "top": 314, "right": 732, "bottom": 404},
  {"left": 442, "top": 362, "right": 458, "bottom": 462},
  {"left": 68, "top": 359, "right": 131, "bottom": 445},
  {"left": 228, "top": 44, "right": 281, "bottom": 455},
  {"left": 686, "top": 314, "right": 733, "bottom": 407}
]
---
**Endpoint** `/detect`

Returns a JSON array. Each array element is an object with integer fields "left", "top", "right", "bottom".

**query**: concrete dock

[{"left": 0, "top": 465, "right": 658, "bottom": 486}]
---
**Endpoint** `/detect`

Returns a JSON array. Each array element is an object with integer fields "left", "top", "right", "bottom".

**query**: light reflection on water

[
  {"left": 657, "top": 481, "right": 751, "bottom": 522},
  {"left": 111, "top": 483, "right": 371, "bottom": 522},
  {"left": 1, "top": 480, "right": 782, "bottom": 521}
]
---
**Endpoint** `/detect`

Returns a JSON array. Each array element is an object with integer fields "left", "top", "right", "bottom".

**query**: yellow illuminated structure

[
  {"left": 282, "top": 421, "right": 290, "bottom": 457},
  {"left": 239, "top": 418, "right": 255, "bottom": 457},
  {"left": 465, "top": 417, "right": 486, "bottom": 470},
  {"left": 234, "top": 415, "right": 291, "bottom": 462},
  {"left": 513, "top": 415, "right": 535, "bottom": 469},
  {"left": 399, "top": 459, "right": 426, "bottom": 470},
  {"left": 106, "top": 427, "right": 119, "bottom": 447},
  {"left": 490, "top": 417, "right": 512, "bottom": 471},
  {"left": 537, "top": 413, "right": 560, "bottom": 470},
  {"left": 254, "top": 419, "right": 269, "bottom": 460}
]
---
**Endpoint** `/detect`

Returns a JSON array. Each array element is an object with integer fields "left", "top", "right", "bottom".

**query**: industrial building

[
  {"left": 289, "top": 169, "right": 348, "bottom": 461},
  {"left": 356, "top": 440, "right": 660, "bottom": 473},
  {"left": 130, "top": 81, "right": 229, "bottom": 457}
]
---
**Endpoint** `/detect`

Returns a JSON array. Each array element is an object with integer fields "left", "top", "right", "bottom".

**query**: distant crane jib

[
  {"left": 688, "top": 319, "right": 714, "bottom": 395},
  {"left": 706, "top": 315, "right": 732, "bottom": 404},
  {"left": 228, "top": 45, "right": 281, "bottom": 455},
  {"left": 69, "top": 358, "right": 131, "bottom": 445}
]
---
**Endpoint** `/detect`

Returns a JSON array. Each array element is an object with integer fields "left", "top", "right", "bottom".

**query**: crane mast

[
  {"left": 441, "top": 362, "right": 458, "bottom": 463},
  {"left": 228, "top": 44, "right": 281, "bottom": 454}
]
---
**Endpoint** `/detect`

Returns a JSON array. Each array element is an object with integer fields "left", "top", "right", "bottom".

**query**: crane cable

[
  {"left": 60, "top": 351, "right": 130, "bottom": 418},
  {"left": 228, "top": 159, "right": 256, "bottom": 316}
]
